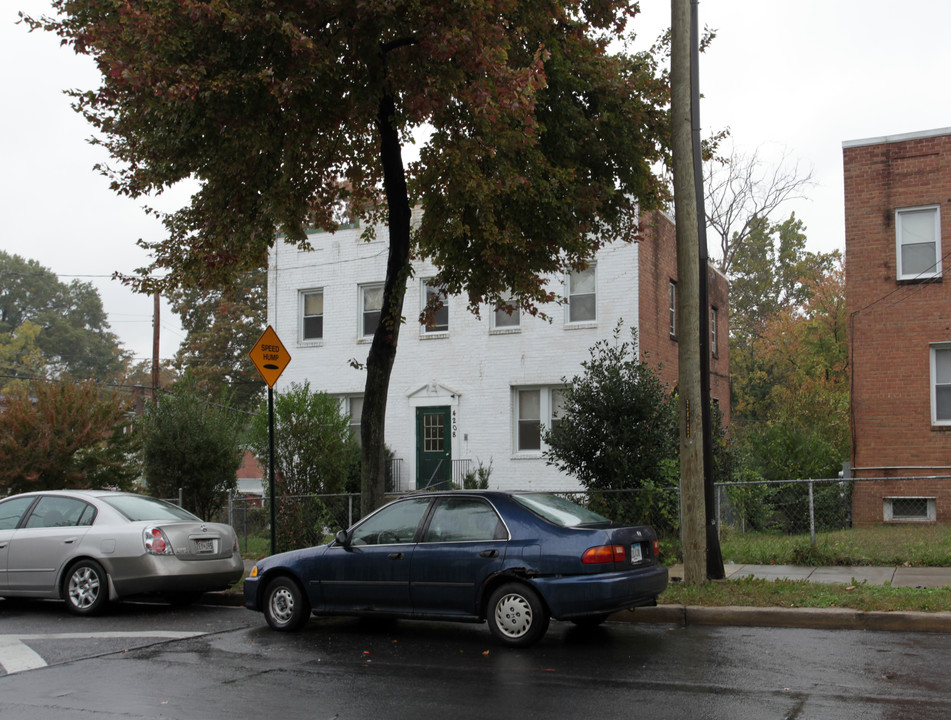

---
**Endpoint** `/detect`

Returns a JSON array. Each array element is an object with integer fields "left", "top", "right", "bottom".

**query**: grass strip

[{"left": 661, "top": 577, "right": 951, "bottom": 613}]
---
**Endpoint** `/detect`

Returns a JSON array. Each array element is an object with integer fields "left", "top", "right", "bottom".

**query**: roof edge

[{"left": 843, "top": 127, "right": 951, "bottom": 149}]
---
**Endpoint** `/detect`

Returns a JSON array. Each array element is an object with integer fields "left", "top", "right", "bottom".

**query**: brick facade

[
  {"left": 267, "top": 209, "right": 730, "bottom": 491},
  {"left": 637, "top": 210, "right": 731, "bottom": 426},
  {"left": 843, "top": 127, "right": 951, "bottom": 524}
]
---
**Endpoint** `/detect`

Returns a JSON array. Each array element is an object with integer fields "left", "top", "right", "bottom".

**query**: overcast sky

[{"left": 3, "top": 1, "right": 950, "bottom": 361}]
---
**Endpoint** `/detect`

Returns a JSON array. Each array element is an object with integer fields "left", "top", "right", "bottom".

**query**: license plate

[
  {"left": 195, "top": 539, "right": 215, "bottom": 554},
  {"left": 630, "top": 543, "right": 643, "bottom": 563}
]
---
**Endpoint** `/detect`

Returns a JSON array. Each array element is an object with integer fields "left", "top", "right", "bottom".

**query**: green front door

[{"left": 416, "top": 406, "right": 452, "bottom": 489}]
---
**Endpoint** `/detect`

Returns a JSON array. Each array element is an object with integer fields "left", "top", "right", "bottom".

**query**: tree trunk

[
  {"left": 360, "top": 90, "right": 412, "bottom": 518},
  {"left": 671, "top": 0, "right": 707, "bottom": 585}
]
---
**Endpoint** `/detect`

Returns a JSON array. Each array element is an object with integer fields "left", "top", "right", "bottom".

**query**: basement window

[{"left": 883, "top": 497, "right": 936, "bottom": 523}]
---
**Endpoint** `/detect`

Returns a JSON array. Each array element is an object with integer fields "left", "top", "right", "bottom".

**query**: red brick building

[
  {"left": 637, "top": 209, "right": 731, "bottom": 426},
  {"left": 843, "top": 127, "right": 951, "bottom": 524}
]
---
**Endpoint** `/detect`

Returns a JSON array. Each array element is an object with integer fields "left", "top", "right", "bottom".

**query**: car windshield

[
  {"left": 101, "top": 494, "right": 202, "bottom": 522},
  {"left": 513, "top": 493, "right": 611, "bottom": 527}
]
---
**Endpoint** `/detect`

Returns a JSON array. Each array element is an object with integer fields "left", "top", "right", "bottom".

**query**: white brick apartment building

[{"left": 266, "top": 210, "right": 730, "bottom": 492}]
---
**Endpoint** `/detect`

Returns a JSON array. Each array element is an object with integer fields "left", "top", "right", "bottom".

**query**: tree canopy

[
  {"left": 138, "top": 377, "right": 244, "bottom": 520},
  {"left": 0, "top": 377, "right": 138, "bottom": 494},
  {"left": 29, "top": 1, "right": 670, "bottom": 512},
  {"left": 169, "top": 267, "right": 266, "bottom": 414},
  {"left": 0, "top": 251, "right": 128, "bottom": 383}
]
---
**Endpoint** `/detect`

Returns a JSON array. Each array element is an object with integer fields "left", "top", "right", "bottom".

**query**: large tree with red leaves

[{"left": 28, "top": 1, "right": 670, "bottom": 513}]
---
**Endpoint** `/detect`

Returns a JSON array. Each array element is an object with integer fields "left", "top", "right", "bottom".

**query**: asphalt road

[{"left": 2, "top": 598, "right": 950, "bottom": 719}]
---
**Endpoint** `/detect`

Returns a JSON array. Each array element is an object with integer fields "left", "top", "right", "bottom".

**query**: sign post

[{"left": 249, "top": 326, "right": 291, "bottom": 555}]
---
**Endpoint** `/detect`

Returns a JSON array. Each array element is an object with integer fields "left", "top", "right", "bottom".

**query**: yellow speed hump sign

[{"left": 249, "top": 326, "right": 291, "bottom": 388}]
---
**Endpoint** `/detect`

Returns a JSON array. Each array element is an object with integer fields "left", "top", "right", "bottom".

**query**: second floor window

[
  {"left": 361, "top": 284, "right": 383, "bottom": 339},
  {"left": 422, "top": 279, "right": 449, "bottom": 334},
  {"left": 711, "top": 306, "right": 719, "bottom": 356},
  {"left": 493, "top": 294, "right": 520, "bottom": 330},
  {"left": 301, "top": 290, "right": 323, "bottom": 341},
  {"left": 669, "top": 281, "right": 677, "bottom": 337},
  {"left": 568, "top": 266, "right": 596, "bottom": 323},
  {"left": 897, "top": 205, "right": 941, "bottom": 281},
  {"left": 932, "top": 344, "right": 951, "bottom": 425}
]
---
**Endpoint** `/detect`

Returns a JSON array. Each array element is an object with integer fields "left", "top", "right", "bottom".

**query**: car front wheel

[
  {"left": 263, "top": 576, "right": 310, "bottom": 631},
  {"left": 487, "top": 582, "right": 550, "bottom": 647},
  {"left": 64, "top": 559, "right": 109, "bottom": 616}
]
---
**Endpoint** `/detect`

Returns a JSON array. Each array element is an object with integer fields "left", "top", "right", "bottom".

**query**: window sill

[
  {"left": 511, "top": 452, "right": 544, "bottom": 460},
  {"left": 490, "top": 327, "right": 521, "bottom": 335},
  {"left": 420, "top": 331, "right": 450, "bottom": 340},
  {"left": 298, "top": 340, "right": 324, "bottom": 348},
  {"left": 564, "top": 321, "right": 597, "bottom": 331},
  {"left": 897, "top": 274, "right": 942, "bottom": 284}
]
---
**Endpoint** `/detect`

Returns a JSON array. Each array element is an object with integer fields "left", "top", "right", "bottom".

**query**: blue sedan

[{"left": 244, "top": 491, "right": 668, "bottom": 647}]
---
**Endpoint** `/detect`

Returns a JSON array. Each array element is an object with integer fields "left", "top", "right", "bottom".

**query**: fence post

[
  {"left": 348, "top": 494, "right": 354, "bottom": 528},
  {"left": 808, "top": 480, "right": 816, "bottom": 546},
  {"left": 178, "top": 487, "right": 183, "bottom": 508},
  {"left": 716, "top": 485, "right": 722, "bottom": 539}
]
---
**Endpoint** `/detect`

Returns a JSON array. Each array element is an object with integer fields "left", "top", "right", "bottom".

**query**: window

[
  {"left": 931, "top": 344, "right": 951, "bottom": 425},
  {"left": 422, "top": 279, "right": 449, "bottom": 334},
  {"left": 896, "top": 205, "right": 941, "bottom": 280},
  {"left": 669, "top": 281, "right": 677, "bottom": 337},
  {"left": 346, "top": 396, "right": 364, "bottom": 445},
  {"left": 492, "top": 295, "right": 520, "bottom": 330},
  {"left": 711, "top": 306, "right": 719, "bottom": 357},
  {"left": 550, "top": 388, "right": 565, "bottom": 439},
  {"left": 0, "top": 496, "right": 36, "bottom": 530},
  {"left": 24, "top": 496, "right": 95, "bottom": 528},
  {"left": 515, "top": 387, "right": 564, "bottom": 453},
  {"left": 301, "top": 290, "right": 323, "bottom": 341},
  {"left": 348, "top": 497, "right": 431, "bottom": 545},
  {"left": 884, "top": 497, "right": 935, "bottom": 523},
  {"left": 360, "top": 284, "right": 383, "bottom": 339},
  {"left": 421, "top": 497, "right": 506, "bottom": 542},
  {"left": 568, "top": 266, "right": 596, "bottom": 323}
]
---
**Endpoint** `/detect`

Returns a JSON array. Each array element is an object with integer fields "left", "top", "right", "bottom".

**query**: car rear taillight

[
  {"left": 652, "top": 539, "right": 660, "bottom": 557},
  {"left": 582, "top": 545, "right": 626, "bottom": 564},
  {"left": 144, "top": 526, "right": 174, "bottom": 555}
]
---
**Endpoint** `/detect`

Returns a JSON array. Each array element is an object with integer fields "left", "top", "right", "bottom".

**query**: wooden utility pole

[
  {"left": 151, "top": 290, "right": 160, "bottom": 403},
  {"left": 671, "top": 0, "right": 707, "bottom": 584}
]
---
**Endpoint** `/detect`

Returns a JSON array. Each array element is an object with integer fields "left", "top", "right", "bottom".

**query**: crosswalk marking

[{"left": 0, "top": 631, "right": 204, "bottom": 675}]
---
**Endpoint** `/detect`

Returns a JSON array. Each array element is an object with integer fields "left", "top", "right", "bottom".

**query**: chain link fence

[{"left": 192, "top": 477, "right": 870, "bottom": 555}]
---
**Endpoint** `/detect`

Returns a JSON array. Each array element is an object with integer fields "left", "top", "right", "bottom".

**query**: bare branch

[{"left": 705, "top": 144, "right": 815, "bottom": 274}]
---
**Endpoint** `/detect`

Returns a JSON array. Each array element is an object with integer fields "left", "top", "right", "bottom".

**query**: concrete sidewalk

[{"left": 666, "top": 563, "right": 951, "bottom": 588}]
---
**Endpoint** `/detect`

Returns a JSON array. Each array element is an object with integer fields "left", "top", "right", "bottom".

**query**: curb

[
  {"left": 207, "top": 590, "right": 951, "bottom": 633},
  {"left": 615, "top": 605, "right": 951, "bottom": 633}
]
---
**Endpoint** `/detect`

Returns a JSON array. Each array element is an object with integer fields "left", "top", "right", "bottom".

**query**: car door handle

[
  {"left": 63, "top": 537, "right": 78, "bottom": 544},
  {"left": 387, "top": 552, "right": 404, "bottom": 560},
  {"left": 480, "top": 549, "right": 499, "bottom": 558},
  {"left": 0, "top": 542, "right": 7, "bottom": 549}
]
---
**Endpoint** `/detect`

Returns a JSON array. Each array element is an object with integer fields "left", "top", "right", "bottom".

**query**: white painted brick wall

[{"left": 267, "top": 222, "right": 646, "bottom": 492}]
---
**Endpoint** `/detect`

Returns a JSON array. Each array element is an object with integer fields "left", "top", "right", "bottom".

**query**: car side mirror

[{"left": 335, "top": 530, "right": 350, "bottom": 547}]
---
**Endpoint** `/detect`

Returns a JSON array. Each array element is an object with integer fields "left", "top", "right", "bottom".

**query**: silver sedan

[{"left": 0, "top": 490, "right": 244, "bottom": 615}]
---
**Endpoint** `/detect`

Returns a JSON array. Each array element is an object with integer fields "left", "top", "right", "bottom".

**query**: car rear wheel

[
  {"left": 487, "top": 582, "right": 550, "bottom": 647},
  {"left": 263, "top": 576, "right": 310, "bottom": 631},
  {"left": 64, "top": 559, "right": 109, "bottom": 616}
]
